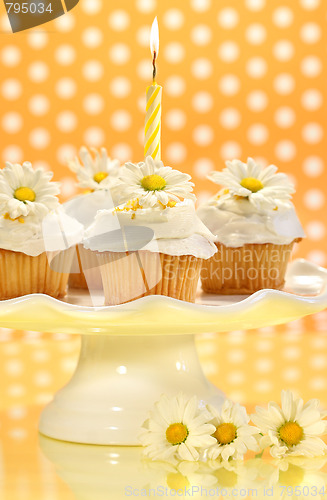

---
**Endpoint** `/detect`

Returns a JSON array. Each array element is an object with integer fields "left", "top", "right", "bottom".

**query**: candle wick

[{"left": 152, "top": 51, "right": 157, "bottom": 83}]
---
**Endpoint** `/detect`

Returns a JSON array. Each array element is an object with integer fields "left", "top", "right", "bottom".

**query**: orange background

[{"left": 0, "top": 0, "right": 326, "bottom": 415}]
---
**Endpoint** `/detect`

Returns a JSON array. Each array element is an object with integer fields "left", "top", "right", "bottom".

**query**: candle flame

[{"left": 150, "top": 16, "right": 159, "bottom": 57}]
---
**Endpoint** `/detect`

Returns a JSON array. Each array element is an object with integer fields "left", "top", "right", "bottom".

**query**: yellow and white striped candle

[
  {"left": 144, "top": 17, "right": 162, "bottom": 161},
  {"left": 144, "top": 82, "right": 162, "bottom": 160}
]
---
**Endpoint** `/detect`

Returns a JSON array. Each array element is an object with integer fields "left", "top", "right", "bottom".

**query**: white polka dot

[
  {"left": 301, "top": 56, "right": 322, "bottom": 78},
  {"left": 32, "top": 350, "right": 50, "bottom": 362},
  {"left": 110, "top": 110, "right": 132, "bottom": 132},
  {"left": 136, "top": 0, "right": 156, "bottom": 13},
  {"left": 34, "top": 371, "right": 52, "bottom": 387},
  {"left": 191, "top": 58, "right": 212, "bottom": 79},
  {"left": 219, "top": 108, "right": 241, "bottom": 129},
  {"left": 273, "top": 40, "right": 294, "bottom": 62},
  {"left": 255, "top": 359, "right": 273, "bottom": 373},
  {"left": 34, "top": 393, "right": 53, "bottom": 405},
  {"left": 193, "top": 125, "right": 214, "bottom": 147},
  {"left": 1, "top": 79, "right": 22, "bottom": 101},
  {"left": 1, "top": 46, "right": 21, "bottom": 67},
  {"left": 28, "top": 95, "right": 50, "bottom": 116},
  {"left": 2, "top": 145, "right": 23, "bottom": 163},
  {"left": 246, "top": 24, "right": 266, "bottom": 45},
  {"left": 29, "top": 128, "right": 50, "bottom": 149},
  {"left": 191, "top": 0, "right": 211, "bottom": 12},
  {"left": 82, "top": 27, "right": 103, "bottom": 48},
  {"left": 81, "top": 0, "right": 102, "bottom": 14},
  {"left": 111, "top": 143, "right": 132, "bottom": 163},
  {"left": 217, "top": 8, "right": 239, "bottom": 29},
  {"left": 302, "top": 123, "right": 323, "bottom": 144},
  {"left": 310, "top": 377, "right": 326, "bottom": 391},
  {"left": 109, "top": 44, "right": 130, "bottom": 66},
  {"left": 228, "top": 350, "right": 245, "bottom": 363},
  {"left": 7, "top": 407, "right": 27, "bottom": 420},
  {"left": 7, "top": 384, "right": 25, "bottom": 397},
  {"left": 2, "top": 112, "right": 23, "bottom": 134},
  {"left": 165, "top": 76, "right": 186, "bottom": 97},
  {"left": 246, "top": 90, "right": 268, "bottom": 112},
  {"left": 60, "top": 177, "right": 77, "bottom": 198},
  {"left": 283, "top": 346, "right": 301, "bottom": 360},
  {"left": 5, "top": 360, "right": 24, "bottom": 375},
  {"left": 247, "top": 124, "right": 268, "bottom": 145},
  {"left": 245, "top": 0, "right": 265, "bottom": 11},
  {"left": 192, "top": 92, "right": 213, "bottom": 113},
  {"left": 28, "top": 61, "right": 49, "bottom": 83},
  {"left": 300, "top": 0, "right": 320, "bottom": 10},
  {"left": 136, "top": 26, "right": 151, "bottom": 47},
  {"left": 164, "top": 43, "right": 185, "bottom": 64},
  {"left": 303, "top": 156, "right": 324, "bottom": 177},
  {"left": 218, "top": 41, "right": 239, "bottom": 63},
  {"left": 282, "top": 367, "right": 300, "bottom": 382},
  {"left": 246, "top": 57, "right": 267, "bottom": 79},
  {"left": 27, "top": 31, "right": 48, "bottom": 49},
  {"left": 56, "top": 111, "right": 77, "bottom": 133},
  {"left": 108, "top": 10, "right": 130, "bottom": 31},
  {"left": 274, "top": 74, "right": 295, "bottom": 95},
  {"left": 220, "top": 141, "right": 242, "bottom": 160},
  {"left": 55, "top": 78, "right": 76, "bottom": 100},
  {"left": 57, "top": 144, "right": 77, "bottom": 164},
  {"left": 83, "top": 94, "right": 104, "bottom": 115},
  {"left": 165, "top": 109, "right": 186, "bottom": 130},
  {"left": 304, "top": 189, "right": 325, "bottom": 210},
  {"left": 55, "top": 45, "right": 76, "bottom": 66},
  {"left": 310, "top": 354, "right": 327, "bottom": 369},
  {"left": 274, "top": 107, "right": 296, "bottom": 128},
  {"left": 227, "top": 371, "right": 245, "bottom": 385},
  {"left": 8, "top": 428, "right": 27, "bottom": 440},
  {"left": 82, "top": 60, "right": 103, "bottom": 81},
  {"left": 272, "top": 7, "right": 293, "bottom": 28},
  {"left": 193, "top": 158, "right": 215, "bottom": 177},
  {"left": 191, "top": 25, "right": 212, "bottom": 46},
  {"left": 275, "top": 140, "right": 297, "bottom": 162},
  {"left": 300, "top": 23, "right": 321, "bottom": 44},
  {"left": 165, "top": 143, "right": 187, "bottom": 163},
  {"left": 137, "top": 59, "right": 151, "bottom": 80},
  {"left": 54, "top": 13, "right": 75, "bottom": 31},
  {"left": 163, "top": 9, "right": 184, "bottom": 30},
  {"left": 110, "top": 77, "right": 131, "bottom": 98},
  {"left": 219, "top": 74, "right": 240, "bottom": 96},
  {"left": 301, "top": 89, "right": 323, "bottom": 111},
  {"left": 307, "top": 250, "right": 326, "bottom": 266},
  {"left": 306, "top": 221, "right": 325, "bottom": 240},
  {"left": 84, "top": 127, "right": 105, "bottom": 147}
]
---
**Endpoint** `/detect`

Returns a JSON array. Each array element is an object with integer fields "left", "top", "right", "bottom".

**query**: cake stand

[{"left": 1, "top": 259, "right": 327, "bottom": 445}]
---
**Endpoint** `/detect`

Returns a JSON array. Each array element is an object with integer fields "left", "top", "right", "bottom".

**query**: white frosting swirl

[
  {"left": 63, "top": 190, "right": 118, "bottom": 228},
  {"left": 197, "top": 197, "right": 305, "bottom": 247},
  {"left": 83, "top": 200, "right": 217, "bottom": 259}
]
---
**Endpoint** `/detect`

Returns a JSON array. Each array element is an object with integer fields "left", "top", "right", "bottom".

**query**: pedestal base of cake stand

[{"left": 39, "top": 333, "right": 224, "bottom": 445}]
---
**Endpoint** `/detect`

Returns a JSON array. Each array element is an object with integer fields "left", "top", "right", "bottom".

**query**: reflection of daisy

[
  {"left": 68, "top": 146, "right": 121, "bottom": 191},
  {"left": 117, "top": 156, "right": 196, "bottom": 208},
  {"left": 0, "top": 162, "right": 59, "bottom": 220},
  {"left": 139, "top": 393, "right": 216, "bottom": 461},
  {"left": 208, "top": 158, "right": 294, "bottom": 210},
  {"left": 251, "top": 390, "right": 327, "bottom": 459},
  {"left": 207, "top": 400, "right": 259, "bottom": 461}
]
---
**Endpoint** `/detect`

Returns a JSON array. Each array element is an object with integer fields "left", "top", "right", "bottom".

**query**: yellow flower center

[
  {"left": 14, "top": 187, "right": 36, "bottom": 203},
  {"left": 240, "top": 177, "right": 264, "bottom": 193},
  {"left": 166, "top": 423, "right": 189, "bottom": 445},
  {"left": 141, "top": 174, "right": 166, "bottom": 191},
  {"left": 279, "top": 422, "right": 303, "bottom": 446},
  {"left": 278, "top": 464, "right": 305, "bottom": 487},
  {"left": 93, "top": 171, "right": 108, "bottom": 184},
  {"left": 212, "top": 423, "right": 237, "bottom": 445},
  {"left": 166, "top": 472, "right": 190, "bottom": 491}
]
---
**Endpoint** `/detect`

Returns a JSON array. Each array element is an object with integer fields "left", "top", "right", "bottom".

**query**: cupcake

[
  {"left": 197, "top": 158, "right": 305, "bottom": 294},
  {"left": 0, "top": 161, "right": 83, "bottom": 299},
  {"left": 64, "top": 146, "right": 122, "bottom": 290},
  {"left": 83, "top": 156, "right": 217, "bottom": 305}
]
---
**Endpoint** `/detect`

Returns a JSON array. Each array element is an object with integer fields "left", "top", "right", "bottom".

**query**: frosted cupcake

[
  {"left": 83, "top": 157, "right": 217, "bottom": 305},
  {"left": 0, "top": 161, "right": 83, "bottom": 299},
  {"left": 197, "top": 158, "right": 305, "bottom": 294},
  {"left": 64, "top": 146, "right": 122, "bottom": 289}
]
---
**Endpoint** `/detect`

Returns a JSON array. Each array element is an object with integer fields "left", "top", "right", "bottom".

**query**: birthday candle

[{"left": 144, "top": 17, "right": 162, "bottom": 161}]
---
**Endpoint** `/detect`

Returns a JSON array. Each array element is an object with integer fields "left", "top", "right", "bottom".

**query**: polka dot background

[{"left": 0, "top": 1, "right": 327, "bottom": 420}]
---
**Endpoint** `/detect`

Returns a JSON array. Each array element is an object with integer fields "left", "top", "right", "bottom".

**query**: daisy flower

[
  {"left": 208, "top": 158, "right": 294, "bottom": 210},
  {"left": 0, "top": 162, "right": 60, "bottom": 220},
  {"left": 68, "top": 146, "right": 121, "bottom": 191},
  {"left": 206, "top": 400, "right": 259, "bottom": 461},
  {"left": 117, "top": 156, "right": 196, "bottom": 208},
  {"left": 251, "top": 390, "right": 327, "bottom": 459},
  {"left": 138, "top": 393, "right": 216, "bottom": 461}
]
